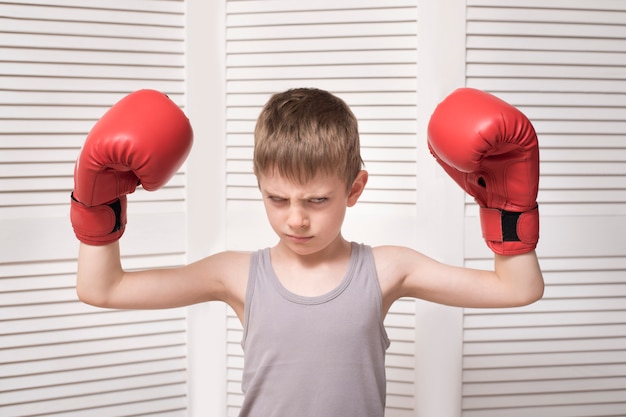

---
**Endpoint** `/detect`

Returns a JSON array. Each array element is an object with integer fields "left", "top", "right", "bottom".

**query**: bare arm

[
  {"left": 76, "top": 242, "right": 125, "bottom": 308},
  {"left": 383, "top": 89, "right": 545, "bottom": 310},
  {"left": 377, "top": 246, "right": 544, "bottom": 311},
  {"left": 492, "top": 251, "right": 544, "bottom": 307},
  {"left": 76, "top": 242, "right": 248, "bottom": 314}
]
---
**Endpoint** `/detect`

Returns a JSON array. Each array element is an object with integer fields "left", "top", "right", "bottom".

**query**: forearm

[
  {"left": 76, "top": 241, "right": 125, "bottom": 307},
  {"left": 494, "top": 251, "right": 544, "bottom": 306}
]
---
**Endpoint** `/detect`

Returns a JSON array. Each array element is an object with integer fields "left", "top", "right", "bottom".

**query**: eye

[
  {"left": 267, "top": 195, "right": 286, "bottom": 203},
  {"left": 308, "top": 197, "right": 327, "bottom": 204}
]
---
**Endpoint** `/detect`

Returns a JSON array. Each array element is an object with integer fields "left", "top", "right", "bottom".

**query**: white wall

[
  {"left": 1, "top": 2, "right": 190, "bottom": 416},
  {"left": 2, "top": 1, "right": 625, "bottom": 416}
]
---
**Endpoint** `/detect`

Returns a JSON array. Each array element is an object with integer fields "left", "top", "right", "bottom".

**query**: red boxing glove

[
  {"left": 427, "top": 88, "right": 539, "bottom": 255},
  {"left": 71, "top": 89, "right": 193, "bottom": 245}
]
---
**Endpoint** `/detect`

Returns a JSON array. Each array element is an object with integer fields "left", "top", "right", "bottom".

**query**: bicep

[
  {"left": 401, "top": 259, "right": 504, "bottom": 308},
  {"left": 78, "top": 247, "right": 249, "bottom": 311},
  {"left": 378, "top": 245, "right": 526, "bottom": 309}
]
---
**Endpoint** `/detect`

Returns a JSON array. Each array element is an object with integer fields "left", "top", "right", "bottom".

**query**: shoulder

[
  {"left": 192, "top": 250, "right": 253, "bottom": 320},
  {"left": 371, "top": 244, "right": 429, "bottom": 272},
  {"left": 192, "top": 250, "right": 252, "bottom": 273},
  {"left": 208, "top": 250, "right": 253, "bottom": 288},
  {"left": 371, "top": 245, "right": 443, "bottom": 304},
  {"left": 188, "top": 250, "right": 253, "bottom": 294},
  {"left": 371, "top": 245, "right": 414, "bottom": 295}
]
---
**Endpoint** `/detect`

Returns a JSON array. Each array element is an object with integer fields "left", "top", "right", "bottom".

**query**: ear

[{"left": 347, "top": 170, "right": 368, "bottom": 207}]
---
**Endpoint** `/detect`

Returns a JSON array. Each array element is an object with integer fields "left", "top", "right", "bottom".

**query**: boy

[{"left": 71, "top": 88, "right": 544, "bottom": 416}]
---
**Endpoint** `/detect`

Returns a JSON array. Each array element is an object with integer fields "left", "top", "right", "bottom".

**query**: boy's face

[{"left": 258, "top": 169, "right": 367, "bottom": 257}]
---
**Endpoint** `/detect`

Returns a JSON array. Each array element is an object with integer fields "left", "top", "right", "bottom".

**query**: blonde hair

[{"left": 253, "top": 88, "right": 363, "bottom": 190}]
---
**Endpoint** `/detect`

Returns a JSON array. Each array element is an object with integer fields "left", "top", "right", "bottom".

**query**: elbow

[
  {"left": 75, "top": 285, "right": 100, "bottom": 307},
  {"left": 76, "top": 280, "right": 113, "bottom": 309},
  {"left": 517, "top": 276, "right": 545, "bottom": 307}
]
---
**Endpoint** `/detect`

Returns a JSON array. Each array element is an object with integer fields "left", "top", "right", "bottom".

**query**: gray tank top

[{"left": 239, "top": 242, "right": 391, "bottom": 417}]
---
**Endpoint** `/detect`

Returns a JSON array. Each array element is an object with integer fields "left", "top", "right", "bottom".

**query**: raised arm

[
  {"left": 71, "top": 91, "right": 248, "bottom": 315},
  {"left": 429, "top": 88, "right": 544, "bottom": 306},
  {"left": 379, "top": 246, "right": 543, "bottom": 311},
  {"left": 76, "top": 241, "right": 249, "bottom": 315},
  {"left": 71, "top": 90, "right": 197, "bottom": 309},
  {"left": 382, "top": 89, "right": 544, "bottom": 310}
]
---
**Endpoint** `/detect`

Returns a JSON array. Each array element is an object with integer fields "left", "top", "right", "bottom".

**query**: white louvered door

[
  {"left": 222, "top": 1, "right": 419, "bottom": 415},
  {"left": 462, "top": 1, "right": 626, "bottom": 416},
  {"left": 0, "top": 2, "right": 190, "bottom": 416},
  {"left": 5, "top": 1, "right": 625, "bottom": 416}
]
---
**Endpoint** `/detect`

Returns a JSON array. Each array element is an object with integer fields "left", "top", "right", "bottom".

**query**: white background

[{"left": 1, "top": 1, "right": 625, "bottom": 416}]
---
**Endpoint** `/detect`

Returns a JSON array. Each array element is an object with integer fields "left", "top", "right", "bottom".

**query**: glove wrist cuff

[
  {"left": 70, "top": 194, "right": 127, "bottom": 245},
  {"left": 480, "top": 206, "right": 539, "bottom": 255}
]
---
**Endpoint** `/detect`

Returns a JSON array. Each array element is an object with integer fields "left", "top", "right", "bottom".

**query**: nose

[{"left": 287, "top": 204, "right": 309, "bottom": 229}]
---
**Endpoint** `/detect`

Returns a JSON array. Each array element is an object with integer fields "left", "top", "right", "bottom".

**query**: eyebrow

[{"left": 261, "top": 188, "right": 334, "bottom": 200}]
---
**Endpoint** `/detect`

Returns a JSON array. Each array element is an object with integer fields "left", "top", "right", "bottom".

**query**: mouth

[{"left": 286, "top": 234, "right": 313, "bottom": 243}]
